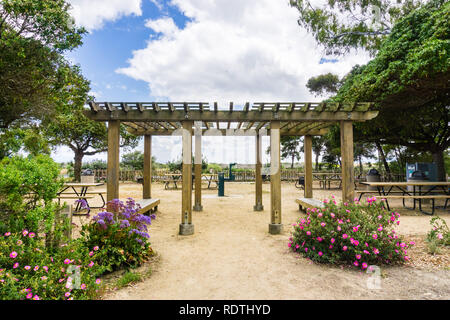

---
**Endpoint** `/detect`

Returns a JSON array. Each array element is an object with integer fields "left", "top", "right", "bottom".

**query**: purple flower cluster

[{"left": 91, "top": 198, "right": 155, "bottom": 244}]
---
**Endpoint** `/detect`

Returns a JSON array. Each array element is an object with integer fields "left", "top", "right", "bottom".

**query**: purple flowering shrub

[
  {"left": 289, "top": 196, "right": 415, "bottom": 270},
  {"left": 0, "top": 231, "right": 103, "bottom": 300},
  {"left": 80, "top": 198, "right": 155, "bottom": 271}
]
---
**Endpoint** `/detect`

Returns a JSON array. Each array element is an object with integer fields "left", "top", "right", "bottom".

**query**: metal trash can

[
  {"left": 81, "top": 169, "right": 95, "bottom": 183},
  {"left": 366, "top": 169, "right": 381, "bottom": 191},
  {"left": 407, "top": 170, "right": 429, "bottom": 192},
  {"left": 218, "top": 173, "right": 225, "bottom": 197}
]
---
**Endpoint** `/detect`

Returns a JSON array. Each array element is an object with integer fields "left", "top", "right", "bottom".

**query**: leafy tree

[
  {"left": 290, "top": 0, "right": 425, "bottom": 55},
  {"left": 44, "top": 66, "right": 140, "bottom": 182},
  {"left": 306, "top": 73, "right": 341, "bottom": 97},
  {"left": 280, "top": 136, "right": 302, "bottom": 168},
  {"left": 0, "top": 0, "right": 86, "bottom": 129},
  {"left": 334, "top": 0, "right": 449, "bottom": 180},
  {"left": 121, "top": 151, "right": 157, "bottom": 171}
]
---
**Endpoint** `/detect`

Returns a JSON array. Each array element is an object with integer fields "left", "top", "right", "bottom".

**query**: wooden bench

[
  {"left": 295, "top": 198, "right": 325, "bottom": 212},
  {"left": 136, "top": 198, "right": 160, "bottom": 215}
]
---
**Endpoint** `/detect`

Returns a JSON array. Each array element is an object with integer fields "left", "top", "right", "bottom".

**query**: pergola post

[
  {"left": 179, "top": 121, "right": 194, "bottom": 235},
  {"left": 254, "top": 131, "right": 264, "bottom": 211},
  {"left": 143, "top": 134, "right": 152, "bottom": 199},
  {"left": 304, "top": 135, "right": 313, "bottom": 198},
  {"left": 193, "top": 122, "right": 203, "bottom": 211},
  {"left": 340, "top": 121, "right": 355, "bottom": 202},
  {"left": 107, "top": 120, "right": 120, "bottom": 203},
  {"left": 269, "top": 121, "right": 282, "bottom": 234}
]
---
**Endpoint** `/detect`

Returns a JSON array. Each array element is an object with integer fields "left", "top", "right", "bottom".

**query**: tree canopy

[
  {"left": 290, "top": 0, "right": 426, "bottom": 55},
  {"left": 333, "top": 0, "right": 449, "bottom": 179}
]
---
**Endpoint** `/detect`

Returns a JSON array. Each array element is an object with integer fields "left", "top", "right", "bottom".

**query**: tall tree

[
  {"left": 280, "top": 136, "right": 302, "bottom": 168},
  {"left": 290, "top": 0, "right": 425, "bottom": 55},
  {"left": 306, "top": 73, "right": 341, "bottom": 97},
  {"left": 334, "top": 0, "right": 449, "bottom": 180},
  {"left": 0, "top": 0, "right": 86, "bottom": 129},
  {"left": 44, "top": 66, "right": 140, "bottom": 181}
]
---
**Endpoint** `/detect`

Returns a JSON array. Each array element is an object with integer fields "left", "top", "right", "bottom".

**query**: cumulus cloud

[
  {"left": 117, "top": 0, "right": 371, "bottom": 104},
  {"left": 68, "top": 0, "right": 143, "bottom": 31}
]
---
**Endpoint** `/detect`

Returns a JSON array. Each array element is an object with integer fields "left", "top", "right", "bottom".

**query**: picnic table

[
  {"left": 163, "top": 173, "right": 218, "bottom": 190},
  {"left": 359, "top": 181, "right": 450, "bottom": 215},
  {"left": 58, "top": 182, "right": 106, "bottom": 214},
  {"left": 295, "top": 172, "right": 344, "bottom": 190}
]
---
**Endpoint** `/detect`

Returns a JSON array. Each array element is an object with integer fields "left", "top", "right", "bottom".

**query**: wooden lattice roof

[{"left": 84, "top": 101, "right": 378, "bottom": 136}]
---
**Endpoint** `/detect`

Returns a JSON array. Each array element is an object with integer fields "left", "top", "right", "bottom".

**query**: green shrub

[
  {"left": 80, "top": 198, "right": 155, "bottom": 272},
  {"left": 289, "top": 196, "right": 414, "bottom": 269},
  {"left": 425, "top": 216, "right": 449, "bottom": 254},
  {"left": 115, "top": 271, "right": 142, "bottom": 289},
  {"left": 0, "top": 155, "right": 63, "bottom": 235},
  {"left": 0, "top": 231, "right": 103, "bottom": 300}
]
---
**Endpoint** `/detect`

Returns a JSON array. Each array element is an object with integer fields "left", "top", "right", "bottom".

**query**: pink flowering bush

[
  {"left": 80, "top": 198, "right": 155, "bottom": 272},
  {"left": 289, "top": 196, "right": 414, "bottom": 270},
  {"left": 0, "top": 231, "right": 103, "bottom": 300}
]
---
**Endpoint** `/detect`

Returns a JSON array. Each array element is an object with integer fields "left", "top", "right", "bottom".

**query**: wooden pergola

[{"left": 84, "top": 101, "right": 378, "bottom": 235}]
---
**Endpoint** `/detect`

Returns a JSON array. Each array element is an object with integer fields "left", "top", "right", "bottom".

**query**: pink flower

[
  {"left": 32, "top": 295, "right": 40, "bottom": 300},
  {"left": 13, "top": 263, "right": 19, "bottom": 269},
  {"left": 63, "top": 259, "right": 71, "bottom": 265},
  {"left": 437, "top": 233, "right": 443, "bottom": 239},
  {"left": 353, "top": 261, "right": 359, "bottom": 267},
  {"left": 342, "top": 234, "right": 348, "bottom": 239},
  {"left": 343, "top": 246, "right": 348, "bottom": 251},
  {"left": 306, "top": 231, "right": 311, "bottom": 236},
  {"left": 337, "top": 226, "right": 342, "bottom": 231},
  {"left": 4, "top": 232, "right": 11, "bottom": 236},
  {"left": 288, "top": 242, "right": 292, "bottom": 248},
  {"left": 318, "top": 251, "right": 323, "bottom": 257},
  {"left": 33, "top": 266, "right": 39, "bottom": 271},
  {"left": 373, "top": 248, "right": 379, "bottom": 255},
  {"left": 26, "top": 293, "right": 32, "bottom": 299},
  {"left": 330, "top": 238, "right": 335, "bottom": 244},
  {"left": 295, "top": 244, "right": 300, "bottom": 249},
  {"left": 9, "top": 251, "right": 17, "bottom": 259},
  {"left": 377, "top": 226, "right": 383, "bottom": 231},
  {"left": 24, "top": 266, "right": 31, "bottom": 271},
  {"left": 362, "top": 262, "right": 368, "bottom": 269},
  {"left": 363, "top": 250, "right": 370, "bottom": 254},
  {"left": 95, "top": 279, "right": 101, "bottom": 285},
  {"left": 81, "top": 284, "right": 87, "bottom": 290},
  {"left": 28, "top": 232, "right": 36, "bottom": 238},
  {"left": 305, "top": 248, "right": 308, "bottom": 252},
  {"left": 43, "top": 266, "right": 48, "bottom": 272},
  {"left": 353, "top": 240, "right": 359, "bottom": 246},
  {"left": 65, "top": 292, "right": 71, "bottom": 298},
  {"left": 93, "top": 246, "right": 99, "bottom": 251},
  {"left": 372, "top": 234, "right": 378, "bottom": 240},
  {"left": 320, "top": 222, "right": 326, "bottom": 227},
  {"left": 356, "top": 254, "right": 361, "bottom": 260},
  {"left": 22, "top": 230, "right": 29, "bottom": 237},
  {"left": 317, "top": 237, "right": 323, "bottom": 242}
]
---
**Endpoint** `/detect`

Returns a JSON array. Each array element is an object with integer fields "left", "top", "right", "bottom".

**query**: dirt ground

[{"left": 70, "top": 181, "right": 450, "bottom": 300}]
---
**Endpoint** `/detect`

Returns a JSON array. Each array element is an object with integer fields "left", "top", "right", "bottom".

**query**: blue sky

[{"left": 52, "top": 0, "right": 370, "bottom": 165}]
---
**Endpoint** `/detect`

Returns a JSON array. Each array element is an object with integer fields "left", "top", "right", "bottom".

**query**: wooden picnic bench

[
  {"left": 295, "top": 197, "right": 325, "bottom": 213},
  {"left": 136, "top": 198, "right": 160, "bottom": 215},
  {"left": 359, "top": 182, "right": 450, "bottom": 215}
]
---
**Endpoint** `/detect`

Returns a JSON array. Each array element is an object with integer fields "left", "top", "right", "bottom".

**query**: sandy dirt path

[{"left": 75, "top": 182, "right": 449, "bottom": 300}]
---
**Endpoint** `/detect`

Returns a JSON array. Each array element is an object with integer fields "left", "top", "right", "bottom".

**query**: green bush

[
  {"left": 80, "top": 198, "right": 155, "bottom": 272},
  {"left": 0, "top": 231, "right": 103, "bottom": 300},
  {"left": 425, "top": 216, "right": 449, "bottom": 254},
  {"left": 0, "top": 155, "right": 63, "bottom": 235},
  {"left": 289, "top": 196, "right": 414, "bottom": 269}
]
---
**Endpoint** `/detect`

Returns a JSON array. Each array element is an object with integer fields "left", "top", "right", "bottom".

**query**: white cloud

[
  {"left": 117, "top": 0, "right": 371, "bottom": 102},
  {"left": 68, "top": 0, "right": 143, "bottom": 31}
]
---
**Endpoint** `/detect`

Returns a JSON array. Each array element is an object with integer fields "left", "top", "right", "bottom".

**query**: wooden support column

[
  {"left": 179, "top": 121, "right": 194, "bottom": 235},
  {"left": 193, "top": 122, "right": 203, "bottom": 211},
  {"left": 304, "top": 135, "right": 313, "bottom": 198},
  {"left": 340, "top": 121, "right": 355, "bottom": 202},
  {"left": 269, "top": 121, "right": 283, "bottom": 234},
  {"left": 107, "top": 120, "right": 120, "bottom": 203},
  {"left": 143, "top": 135, "right": 152, "bottom": 199},
  {"left": 254, "top": 131, "right": 264, "bottom": 211}
]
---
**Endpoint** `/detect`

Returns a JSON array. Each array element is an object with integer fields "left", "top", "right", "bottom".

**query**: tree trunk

[
  {"left": 315, "top": 152, "right": 319, "bottom": 171},
  {"left": 358, "top": 154, "right": 363, "bottom": 178},
  {"left": 432, "top": 149, "right": 446, "bottom": 181},
  {"left": 375, "top": 141, "right": 391, "bottom": 178},
  {"left": 291, "top": 154, "right": 295, "bottom": 169},
  {"left": 73, "top": 151, "right": 84, "bottom": 182}
]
